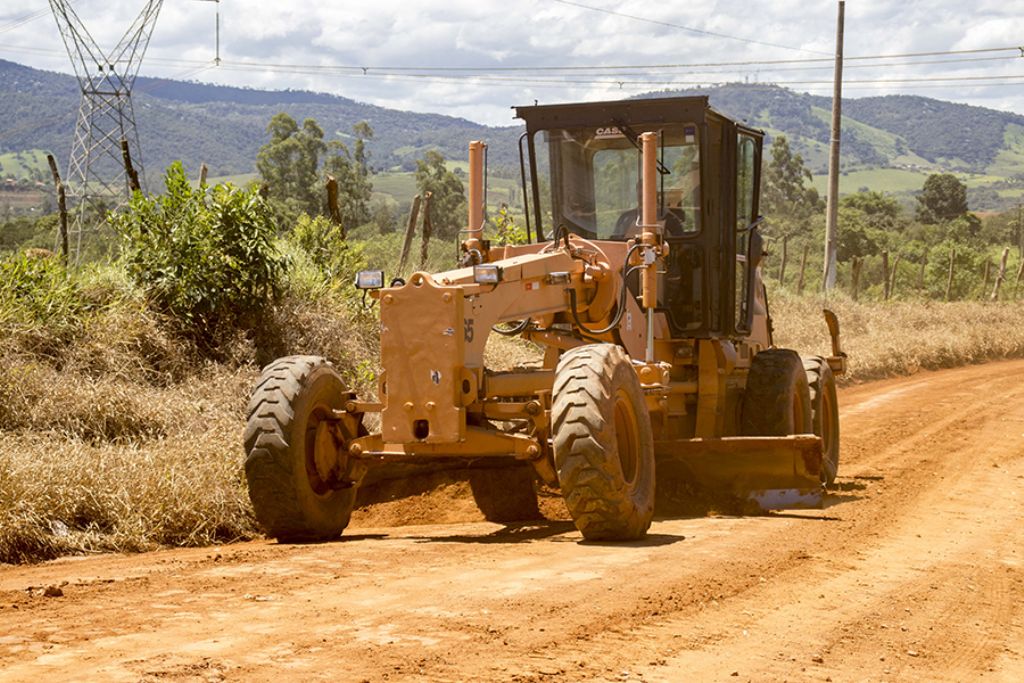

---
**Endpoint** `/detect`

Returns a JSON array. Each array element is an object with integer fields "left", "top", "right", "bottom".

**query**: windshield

[{"left": 537, "top": 123, "right": 701, "bottom": 240}]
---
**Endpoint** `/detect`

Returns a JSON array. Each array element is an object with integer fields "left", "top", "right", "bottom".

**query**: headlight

[
  {"left": 354, "top": 270, "right": 385, "bottom": 290},
  {"left": 473, "top": 264, "right": 503, "bottom": 285}
]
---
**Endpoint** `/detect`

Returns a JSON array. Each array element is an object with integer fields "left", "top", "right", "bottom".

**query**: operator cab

[
  {"left": 542, "top": 124, "right": 702, "bottom": 240},
  {"left": 515, "top": 96, "right": 764, "bottom": 340}
]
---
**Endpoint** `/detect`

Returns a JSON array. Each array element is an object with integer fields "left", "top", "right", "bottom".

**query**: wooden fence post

[
  {"left": 982, "top": 260, "right": 992, "bottom": 298},
  {"left": 796, "top": 244, "right": 809, "bottom": 295},
  {"left": 851, "top": 256, "right": 863, "bottom": 301},
  {"left": 325, "top": 175, "right": 345, "bottom": 238},
  {"left": 918, "top": 255, "right": 927, "bottom": 290},
  {"left": 945, "top": 247, "right": 956, "bottom": 301},
  {"left": 398, "top": 194, "right": 422, "bottom": 274},
  {"left": 419, "top": 191, "right": 433, "bottom": 268},
  {"left": 882, "top": 251, "right": 890, "bottom": 301},
  {"left": 120, "top": 138, "right": 141, "bottom": 193},
  {"left": 889, "top": 252, "right": 901, "bottom": 300},
  {"left": 46, "top": 154, "right": 69, "bottom": 265},
  {"left": 991, "top": 247, "right": 1011, "bottom": 301},
  {"left": 778, "top": 235, "right": 789, "bottom": 285},
  {"left": 1015, "top": 256, "right": 1024, "bottom": 298}
]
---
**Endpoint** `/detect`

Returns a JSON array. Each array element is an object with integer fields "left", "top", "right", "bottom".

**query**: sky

[{"left": 1, "top": 0, "right": 1022, "bottom": 126}]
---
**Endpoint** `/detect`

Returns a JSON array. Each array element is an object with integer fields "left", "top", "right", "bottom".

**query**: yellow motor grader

[{"left": 243, "top": 96, "right": 846, "bottom": 542}]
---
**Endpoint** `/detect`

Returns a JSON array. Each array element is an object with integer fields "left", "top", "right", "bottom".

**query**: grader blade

[{"left": 659, "top": 435, "right": 824, "bottom": 510}]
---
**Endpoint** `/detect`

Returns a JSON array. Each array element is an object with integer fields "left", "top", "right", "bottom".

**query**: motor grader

[{"left": 243, "top": 96, "right": 845, "bottom": 542}]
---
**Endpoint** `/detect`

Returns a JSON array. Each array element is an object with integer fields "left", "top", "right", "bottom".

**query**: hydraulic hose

[
  {"left": 492, "top": 319, "right": 532, "bottom": 336},
  {"left": 567, "top": 242, "right": 644, "bottom": 336}
]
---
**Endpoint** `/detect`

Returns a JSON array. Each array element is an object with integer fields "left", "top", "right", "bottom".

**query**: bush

[
  {"left": 0, "top": 251, "right": 86, "bottom": 345},
  {"left": 291, "top": 213, "right": 364, "bottom": 284},
  {"left": 110, "top": 163, "right": 287, "bottom": 349}
]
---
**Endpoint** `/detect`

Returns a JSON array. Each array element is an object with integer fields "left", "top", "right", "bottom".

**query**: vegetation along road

[{"left": 1, "top": 360, "right": 1022, "bottom": 682}]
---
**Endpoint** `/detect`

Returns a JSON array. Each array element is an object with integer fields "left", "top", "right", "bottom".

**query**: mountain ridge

[{"left": 2, "top": 59, "right": 1023, "bottom": 209}]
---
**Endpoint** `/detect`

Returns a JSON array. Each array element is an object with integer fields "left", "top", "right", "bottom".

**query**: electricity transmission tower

[{"left": 49, "top": 0, "right": 164, "bottom": 262}]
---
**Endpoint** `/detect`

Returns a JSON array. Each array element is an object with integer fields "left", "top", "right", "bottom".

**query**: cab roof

[{"left": 514, "top": 96, "right": 762, "bottom": 139}]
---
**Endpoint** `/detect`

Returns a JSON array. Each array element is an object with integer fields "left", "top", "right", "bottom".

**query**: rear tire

[
  {"left": 804, "top": 356, "right": 840, "bottom": 485},
  {"left": 741, "top": 349, "right": 813, "bottom": 437},
  {"left": 551, "top": 344, "right": 655, "bottom": 541},
  {"left": 468, "top": 466, "right": 541, "bottom": 523},
  {"left": 244, "top": 356, "right": 360, "bottom": 542}
]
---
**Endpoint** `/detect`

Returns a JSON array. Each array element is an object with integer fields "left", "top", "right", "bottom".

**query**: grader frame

[{"left": 244, "top": 96, "right": 845, "bottom": 542}]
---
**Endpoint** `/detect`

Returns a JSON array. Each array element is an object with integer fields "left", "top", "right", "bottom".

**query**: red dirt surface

[{"left": 1, "top": 360, "right": 1023, "bottom": 682}]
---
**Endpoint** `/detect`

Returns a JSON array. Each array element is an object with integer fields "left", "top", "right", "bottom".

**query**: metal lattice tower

[{"left": 49, "top": 0, "right": 163, "bottom": 262}]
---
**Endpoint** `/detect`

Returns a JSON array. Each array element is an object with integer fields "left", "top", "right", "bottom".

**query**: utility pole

[
  {"left": 196, "top": 0, "right": 221, "bottom": 66},
  {"left": 822, "top": 0, "right": 845, "bottom": 292}
]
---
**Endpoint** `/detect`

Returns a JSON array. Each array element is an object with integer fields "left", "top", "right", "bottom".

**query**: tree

[
  {"left": 257, "top": 113, "right": 377, "bottom": 232},
  {"left": 916, "top": 173, "right": 968, "bottom": 224},
  {"left": 840, "top": 191, "right": 901, "bottom": 230},
  {"left": 371, "top": 198, "right": 397, "bottom": 234},
  {"left": 323, "top": 122, "right": 374, "bottom": 229},
  {"left": 256, "top": 113, "right": 326, "bottom": 225},
  {"left": 762, "top": 135, "right": 823, "bottom": 236},
  {"left": 835, "top": 206, "right": 884, "bottom": 262},
  {"left": 415, "top": 150, "right": 465, "bottom": 239}
]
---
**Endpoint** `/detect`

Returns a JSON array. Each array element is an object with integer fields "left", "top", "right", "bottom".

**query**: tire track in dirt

[{"left": 418, "top": 363, "right": 1024, "bottom": 681}]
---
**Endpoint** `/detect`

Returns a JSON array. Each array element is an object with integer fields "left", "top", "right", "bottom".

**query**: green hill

[{"left": 3, "top": 60, "right": 1023, "bottom": 211}]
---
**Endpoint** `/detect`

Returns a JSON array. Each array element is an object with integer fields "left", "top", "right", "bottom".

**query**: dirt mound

[{"left": 351, "top": 470, "right": 571, "bottom": 529}]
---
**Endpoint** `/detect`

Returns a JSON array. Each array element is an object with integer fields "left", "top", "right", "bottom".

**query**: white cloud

[{"left": 1, "top": 0, "right": 1022, "bottom": 124}]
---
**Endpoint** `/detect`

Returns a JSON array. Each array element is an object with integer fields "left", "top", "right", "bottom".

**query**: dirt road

[{"left": 2, "top": 360, "right": 1023, "bottom": 682}]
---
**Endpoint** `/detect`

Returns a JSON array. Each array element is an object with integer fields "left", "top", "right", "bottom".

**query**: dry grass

[
  {"left": 0, "top": 287, "right": 383, "bottom": 565},
  {"left": 2, "top": 285, "right": 1023, "bottom": 564},
  {"left": 0, "top": 366, "right": 257, "bottom": 563},
  {"left": 772, "top": 293, "right": 1024, "bottom": 383}
]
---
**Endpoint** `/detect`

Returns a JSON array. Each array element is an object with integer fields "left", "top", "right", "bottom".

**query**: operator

[{"left": 611, "top": 184, "right": 685, "bottom": 239}]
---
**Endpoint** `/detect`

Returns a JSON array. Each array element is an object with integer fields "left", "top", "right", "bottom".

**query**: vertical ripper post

[
  {"left": 464, "top": 140, "right": 487, "bottom": 262},
  {"left": 640, "top": 131, "right": 661, "bottom": 364}
]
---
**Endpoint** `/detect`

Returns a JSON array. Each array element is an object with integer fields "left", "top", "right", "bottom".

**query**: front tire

[
  {"left": 244, "top": 356, "right": 361, "bottom": 542},
  {"left": 551, "top": 344, "right": 655, "bottom": 541},
  {"left": 741, "top": 349, "right": 813, "bottom": 437},
  {"left": 804, "top": 356, "right": 840, "bottom": 485}
]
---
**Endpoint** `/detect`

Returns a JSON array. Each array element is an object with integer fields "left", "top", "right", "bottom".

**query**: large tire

[
  {"left": 803, "top": 356, "right": 840, "bottom": 485},
  {"left": 468, "top": 465, "right": 542, "bottom": 523},
  {"left": 244, "top": 356, "right": 360, "bottom": 542},
  {"left": 551, "top": 344, "right": 655, "bottom": 541},
  {"left": 741, "top": 348, "right": 813, "bottom": 437}
]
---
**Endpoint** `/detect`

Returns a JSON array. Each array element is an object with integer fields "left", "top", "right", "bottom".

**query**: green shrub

[
  {"left": 110, "top": 163, "right": 287, "bottom": 347},
  {"left": 291, "top": 213, "right": 365, "bottom": 284},
  {"left": 0, "top": 251, "right": 85, "bottom": 331}
]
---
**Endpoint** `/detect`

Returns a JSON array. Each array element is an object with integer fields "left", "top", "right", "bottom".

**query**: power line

[
  {"left": 548, "top": 0, "right": 831, "bottom": 56},
  {"left": 210, "top": 61, "right": 1024, "bottom": 90},
  {"left": 200, "top": 45, "right": 1024, "bottom": 75},
  {"left": 0, "top": 8, "right": 51, "bottom": 35},
  {"left": 3, "top": 43, "right": 1022, "bottom": 93},
  {"left": 1, "top": 37, "right": 1021, "bottom": 75}
]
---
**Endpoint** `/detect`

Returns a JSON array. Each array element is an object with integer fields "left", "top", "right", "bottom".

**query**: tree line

[
  {"left": 762, "top": 135, "right": 1024, "bottom": 301},
  {"left": 256, "top": 112, "right": 468, "bottom": 242}
]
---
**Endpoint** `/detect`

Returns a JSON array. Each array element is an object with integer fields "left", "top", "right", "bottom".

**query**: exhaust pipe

[
  {"left": 640, "top": 131, "right": 659, "bottom": 363},
  {"left": 465, "top": 140, "right": 486, "bottom": 257}
]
